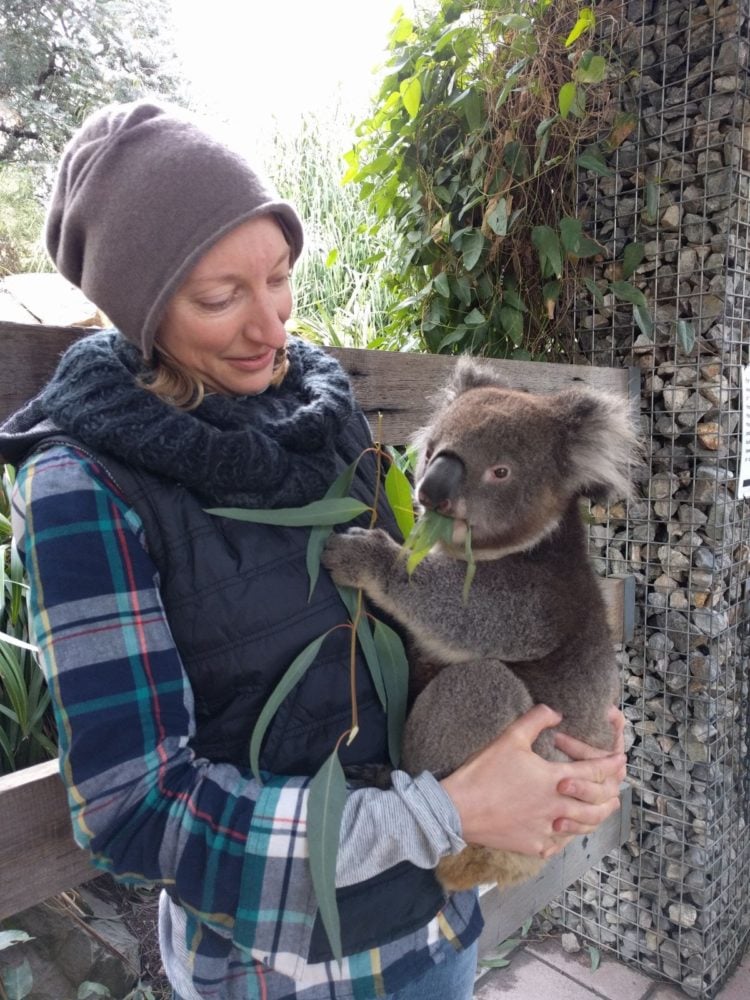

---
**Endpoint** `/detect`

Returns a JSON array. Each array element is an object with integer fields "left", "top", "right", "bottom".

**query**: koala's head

[{"left": 413, "top": 359, "right": 638, "bottom": 556}]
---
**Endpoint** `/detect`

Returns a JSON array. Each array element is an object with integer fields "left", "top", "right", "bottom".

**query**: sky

[{"left": 169, "top": 0, "right": 416, "bottom": 140}]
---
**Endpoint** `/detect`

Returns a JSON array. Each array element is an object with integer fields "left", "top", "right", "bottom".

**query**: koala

[{"left": 321, "top": 358, "right": 638, "bottom": 892}]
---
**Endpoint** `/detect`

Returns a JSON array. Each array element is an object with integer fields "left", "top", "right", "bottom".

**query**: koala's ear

[
  {"left": 558, "top": 386, "right": 640, "bottom": 501},
  {"left": 442, "top": 357, "right": 510, "bottom": 403}
]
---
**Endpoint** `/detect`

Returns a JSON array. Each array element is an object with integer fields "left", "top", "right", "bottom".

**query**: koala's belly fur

[{"left": 400, "top": 594, "right": 618, "bottom": 892}]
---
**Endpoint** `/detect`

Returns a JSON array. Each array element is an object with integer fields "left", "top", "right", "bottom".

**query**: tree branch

[{"left": 0, "top": 122, "right": 39, "bottom": 140}]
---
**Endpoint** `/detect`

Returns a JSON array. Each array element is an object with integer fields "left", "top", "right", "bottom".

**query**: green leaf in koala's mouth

[{"left": 401, "top": 509, "right": 455, "bottom": 573}]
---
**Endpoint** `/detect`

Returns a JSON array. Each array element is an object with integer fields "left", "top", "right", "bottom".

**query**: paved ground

[{"left": 473, "top": 935, "right": 750, "bottom": 999}]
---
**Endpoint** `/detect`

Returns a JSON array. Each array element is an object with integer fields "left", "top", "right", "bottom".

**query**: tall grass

[
  {"left": 0, "top": 164, "right": 52, "bottom": 277},
  {"left": 261, "top": 111, "right": 414, "bottom": 351}
]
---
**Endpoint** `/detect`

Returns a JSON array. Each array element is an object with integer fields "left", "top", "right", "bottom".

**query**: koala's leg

[
  {"left": 402, "top": 658, "right": 565, "bottom": 892},
  {"left": 401, "top": 659, "right": 560, "bottom": 777}
]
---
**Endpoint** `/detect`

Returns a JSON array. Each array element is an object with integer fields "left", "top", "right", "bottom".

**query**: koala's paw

[{"left": 321, "top": 527, "right": 396, "bottom": 590}]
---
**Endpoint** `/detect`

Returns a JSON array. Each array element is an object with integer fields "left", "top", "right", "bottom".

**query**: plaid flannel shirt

[{"left": 12, "top": 445, "right": 482, "bottom": 999}]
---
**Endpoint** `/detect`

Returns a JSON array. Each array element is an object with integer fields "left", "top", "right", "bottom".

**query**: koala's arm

[{"left": 321, "top": 527, "right": 561, "bottom": 663}]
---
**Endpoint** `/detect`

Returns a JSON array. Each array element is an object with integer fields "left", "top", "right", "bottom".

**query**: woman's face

[{"left": 158, "top": 215, "right": 293, "bottom": 396}]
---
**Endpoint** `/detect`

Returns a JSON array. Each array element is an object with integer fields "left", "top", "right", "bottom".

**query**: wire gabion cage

[{"left": 550, "top": 1, "right": 750, "bottom": 996}]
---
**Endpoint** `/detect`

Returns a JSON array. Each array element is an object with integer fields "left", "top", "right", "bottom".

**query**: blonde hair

[{"left": 139, "top": 344, "right": 290, "bottom": 410}]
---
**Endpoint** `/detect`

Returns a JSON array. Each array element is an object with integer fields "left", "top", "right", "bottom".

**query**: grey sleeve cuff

[{"left": 335, "top": 769, "right": 467, "bottom": 888}]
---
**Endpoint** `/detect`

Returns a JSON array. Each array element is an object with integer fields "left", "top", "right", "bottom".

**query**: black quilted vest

[{"left": 21, "top": 415, "right": 447, "bottom": 962}]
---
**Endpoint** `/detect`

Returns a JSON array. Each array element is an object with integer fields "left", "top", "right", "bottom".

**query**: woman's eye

[
  {"left": 198, "top": 296, "right": 233, "bottom": 312},
  {"left": 270, "top": 272, "right": 291, "bottom": 288}
]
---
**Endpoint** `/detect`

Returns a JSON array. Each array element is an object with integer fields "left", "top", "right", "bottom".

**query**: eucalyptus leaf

[
  {"left": 622, "top": 242, "right": 645, "bottom": 279},
  {"left": 587, "top": 944, "right": 601, "bottom": 972},
  {"left": 480, "top": 956, "right": 511, "bottom": 968},
  {"left": 677, "top": 319, "right": 696, "bottom": 354},
  {"left": 576, "top": 144, "right": 612, "bottom": 177},
  {"left": 583, "top": 277, "right": 605, "bottom": 306},
  {"left": 384, "top": 463, "right": 416, "bottom": 540},
  {"left": 609, "top": 281, "right": 647, "bottom": 307},
  {"left": 634, "top": 302, "right": 654, "bottom": 337},
  {"left": 374, "top": 619, "right": 409, "bottom": 767},
  {"left": 78, "top": 983, "right": 112, "bottom": 998},
  {"left": 643, "top": 180, "right": 660, "bottom": 224},
  {"left": 0, "top": 931, "right": 32, "bottom": 951},
  {"left": 403, "top": 510, "right": 455, "bottom": 573},
  {"left": 493, "top": 936, "right": 522, "bottom": 959},
  {"left": 307, "top": 460, "right": 360, "bottom": 600},
  {"left": 307, "top": 749, "right": 347, "bottom": 964},
  {"left": 462, "top": 526, "right": 477, "bottom": 604},
  {"left": 336, "top": 586, "right": 387, "bottom": 710},
  {"left": 1, "top": 957, "right": 33, "bottom": 1000},
  {"left": 207, "top": 498, "right": 370, "bottom": 527},
  {"left": 249, "top": 632, "right": 330, "bottom": 781}
]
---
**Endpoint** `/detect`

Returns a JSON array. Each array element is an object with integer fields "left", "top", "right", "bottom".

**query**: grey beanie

[{"left": 45, "top": 100, "right": 304, "bottom": 357}]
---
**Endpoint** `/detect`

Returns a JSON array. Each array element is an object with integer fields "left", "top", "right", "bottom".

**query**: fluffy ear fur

[
  {"left": 412, "top": 358, "right": 512, "bottom": 455},
  {"left": 558, "top": 386, "right": 640, "bottom": 501},
  {"left": 443, "top": 357, "right": 510, "bottom": 403}
]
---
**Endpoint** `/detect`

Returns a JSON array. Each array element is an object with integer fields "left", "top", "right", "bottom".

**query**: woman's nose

[{"left": 242, "top": 294, "right": 288, "bottom": 347}]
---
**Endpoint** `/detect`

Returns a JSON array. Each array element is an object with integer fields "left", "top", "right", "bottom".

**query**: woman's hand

[
  {"left": 552, "top": 704, "right": 627, "bottom": 838},
  {"left": 439, "top": 704, "right": 626, "bottom": 861}
]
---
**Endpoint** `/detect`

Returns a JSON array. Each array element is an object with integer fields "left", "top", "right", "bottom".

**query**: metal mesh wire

[{"left": 552, "top": 1, "right": 750, "bottom": 996}]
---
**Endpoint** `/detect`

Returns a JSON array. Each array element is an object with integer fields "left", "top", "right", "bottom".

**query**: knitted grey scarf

[{"left": 1, "top": 330, "right": 358, "bottom": 508}]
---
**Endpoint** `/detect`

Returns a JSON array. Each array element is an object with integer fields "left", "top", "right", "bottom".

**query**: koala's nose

[{"left": 417, "top": 453, "right": 465, "bottom": 515}]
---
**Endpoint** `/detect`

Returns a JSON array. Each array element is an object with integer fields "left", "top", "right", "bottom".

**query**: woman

[{"left": 0, "top": 101, "right": 625, "bottom": 1000}]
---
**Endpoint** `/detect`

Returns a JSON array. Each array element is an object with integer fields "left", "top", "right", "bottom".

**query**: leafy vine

[{"left": 345, "top": 0, "right": 651, "bottom": 360}]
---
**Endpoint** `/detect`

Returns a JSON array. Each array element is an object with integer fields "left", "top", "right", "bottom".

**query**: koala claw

[{"left": 321, "top": 527, "right": 395, "bottom": 589}]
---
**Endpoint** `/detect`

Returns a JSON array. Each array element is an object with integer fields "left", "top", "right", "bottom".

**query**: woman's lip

[{"left": 225, "top": 350, "right": 275, "bottom": 371}]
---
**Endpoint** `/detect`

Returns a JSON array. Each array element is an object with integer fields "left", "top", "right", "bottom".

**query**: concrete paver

[
  {"left": 523, "top": 938, "right": 654, "bottom": 1000},
  {"left": 473, "top": 934, "right": 750, "bottom": 1000},
  {"left": 474, "top": 947, "right": 616, "bottom": 1000}
]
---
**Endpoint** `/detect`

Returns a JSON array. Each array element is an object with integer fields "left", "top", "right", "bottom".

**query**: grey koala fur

[{"left": 321, "top": 358, "right": 638, "bottom": 892}]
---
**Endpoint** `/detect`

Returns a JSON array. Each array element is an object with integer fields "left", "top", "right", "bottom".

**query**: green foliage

[
  {"left": 0, "top": 165, "right": 49, "bottom": 276},
  {"left": 307, "top": 749, "right": 347, "bottom": 964},
  {"left": 0, "top": 465, "right": 56, "bottom": 775},
  {"left": 0, "top": 0, "right": 186, "bottom": 167},
  {"left": 262, "top": 113, "right": 405, "bottom": 350},
  {"left": 346, "top": 0, "right": 646, "bottom": 359}
]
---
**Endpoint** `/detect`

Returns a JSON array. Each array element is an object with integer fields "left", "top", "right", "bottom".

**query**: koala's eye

[
  {"left": 486, "top": 465, "right": 511, "bottom": 481},
  {"left": 424, "top": 446, "right": 434, "bottom": 462}
]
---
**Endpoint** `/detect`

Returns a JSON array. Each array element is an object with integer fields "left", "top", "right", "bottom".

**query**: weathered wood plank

[
  {"left": 477, "top": 782, "right": 632, "bottom": 955},
  {"left": 0, "top": 322, "right": 84, "bottom": 421},
  {"left": 0, "top": 759, "right": 99, "bottom": 921},
  {"left": 0, "top": 323, "right": 637, "bottom": 433},
  {"left": 331, "top": 346, "right": 634, "bottom": 445}
]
